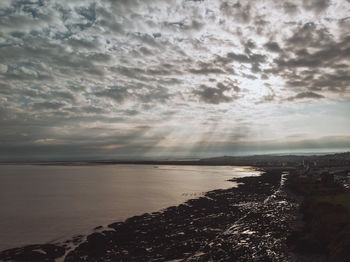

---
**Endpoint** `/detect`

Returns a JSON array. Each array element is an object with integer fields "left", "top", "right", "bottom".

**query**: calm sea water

[{"left": 0, "top": 164, "right": 259, "bottom": 251}]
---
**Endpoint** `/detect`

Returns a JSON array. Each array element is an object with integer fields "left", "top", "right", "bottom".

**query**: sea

[{"left": 0, "top": 164, "right": 259, "bottom": 251}]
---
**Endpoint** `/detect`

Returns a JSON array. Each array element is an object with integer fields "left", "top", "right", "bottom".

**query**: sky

[{"left": 0, "top": 0, "right": 350, "bottom": 160}]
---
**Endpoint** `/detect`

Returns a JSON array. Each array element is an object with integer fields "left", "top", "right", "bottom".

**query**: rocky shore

[{"left": 0, "top": 168, "right": 301, "bottom": 262}]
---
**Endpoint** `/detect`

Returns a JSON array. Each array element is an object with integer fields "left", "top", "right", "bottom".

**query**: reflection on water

[{"left": 0, "top": 164, "right": 259, "bottom": 251}]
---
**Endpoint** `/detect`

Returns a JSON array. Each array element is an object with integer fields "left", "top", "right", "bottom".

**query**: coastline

[
  {"left": 0, "top": 167, "right": 301, "bottom": 262},
  {"left": 0, "top": 164, "right": 249, "bottom": 252}
]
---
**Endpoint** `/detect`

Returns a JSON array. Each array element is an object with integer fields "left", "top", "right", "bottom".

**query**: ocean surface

[{"left": 0, "top": 164, "right": 259, "bottom": 251}]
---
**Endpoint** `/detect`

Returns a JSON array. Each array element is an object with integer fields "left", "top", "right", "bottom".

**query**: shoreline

[
  {"left": 0, "top": 165, "right": 251, "bottom": 253},
  {"left": 0, "top": 167, "right": 301, "bottom": 262}
]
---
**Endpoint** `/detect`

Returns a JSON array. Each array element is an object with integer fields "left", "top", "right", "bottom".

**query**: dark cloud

[
  {"left": 310, "top": 70, "right": 350, "bottom": 92},
  {"left": 138, "top": 86, "right": 170, "bottom": 103},
  {"left": 268, "top": 23, "right": 350, "bottom": 94},
  {"left": 188, "top": 62, "right": 227, "bottom": 75},
  {"left": 282, "top": 2, "right": 299, "bottom": 15},
  {"left": 243, "top": 39, "right": 256, "bottom": 54},
  {"left": 227, "top": 52, "right": 265, "bottom": 64},
  {"left": 96, "top": 5, "right": 125, "bottom": 34},
  {"left": 188, "top": 67, "right": 225, "bottom": 75},
  {"left": 95, "top": 85, "right": 171, "bottom": 104},
  {"left": 216, "top": 51, "right": 266, "bottom": 73},
  {"left": 287, "top": 91, "right": 324, "bottom": 101},
  {"left": 264, "top": 41, "right": 282, "bottom": 53},
  {"left": 302, "top": 0, "right": 330, "bottom": 13},
  {"left": 32, "top": 102, "right": 66, "bottom": 110},
  {"left": 241, "top": 73, "right": 257, "bottom": 80},
  {"left": 193, "top": 82, "right": 239, "bottom": 104},
  {"left": 284, "top": 22, "right": 333, "bottom": 48},
  {"left": 220, "top": 1, "right": 251, "bottom": 23},
  {"left": 95, "top": 86, "right": 131, "bottom": 104},
  {"left": 65, "top": 105, "right": 107, "bottom": 114}
]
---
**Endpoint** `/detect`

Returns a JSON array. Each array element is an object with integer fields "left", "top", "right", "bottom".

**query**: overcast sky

[{"left": 0, "top": 0, "right": 350, "bottom": 160}]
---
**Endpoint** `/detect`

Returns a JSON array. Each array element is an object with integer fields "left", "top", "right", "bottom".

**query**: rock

[
  {"left": 94, "top": 225, "right": 103, "bottom": 230},
  {"left": 0, "top": 244, "right": 65, "bottom": 262}
]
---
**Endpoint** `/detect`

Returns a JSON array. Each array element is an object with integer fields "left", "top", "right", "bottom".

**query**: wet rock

[
  {"left": 0, "top": 244, "right": 65, "bottom": 262},
  {"left": 94, "top": 225, "right": 103, "bottom": 230}
]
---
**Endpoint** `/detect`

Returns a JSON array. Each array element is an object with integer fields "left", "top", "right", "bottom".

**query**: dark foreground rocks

[
  {"left": 1, "top": 169, "right": 300, "bottom": 262},
  {"left": 0, "top": 244, "right": 65, "bottom": 262}
]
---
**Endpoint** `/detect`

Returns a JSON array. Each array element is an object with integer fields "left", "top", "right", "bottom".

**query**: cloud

[
  {"left": 95, "top": 85, "right": 171, "bottom": 104},
  {"left": 216, "top": 51, "right": 266, "bottom": 73},
  {"left": 287, "top": 91, "right": 325, "bottom": 101},
  {"left": 192, "top": 82, "right": 239, "bottom": 104},
  {"left": 282, "top": 2, "right": 299, "bottom": 15},
  {"left": 95, "top": 86, "right": 131, "bottom": 104},
  {"left": 0, "top": 0, "right": 350, "bottom": 160},
  {"left": 188, "top": 62, "right": 227, "bottom": 75},
  {"left": 220, "top": 1, "right": 251, "bottom": 24},
  {"left": 32, "top": 102, "right": 66, "bottom": 110},
  {"left": 264, "top": 41, "right": 282, "bottom": 53},
  {"left": 302, "top": 0, "right": 330, "bottom": 13}
]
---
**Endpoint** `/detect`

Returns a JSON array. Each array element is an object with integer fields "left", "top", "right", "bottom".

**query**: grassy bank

[{"left": 287, "top": 175, "right": 350, "bottom": 262}]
